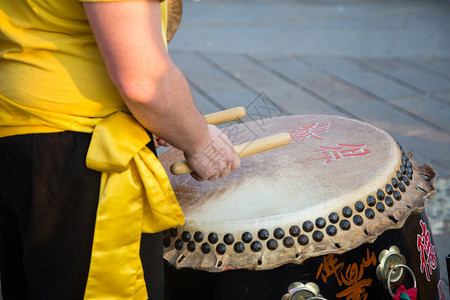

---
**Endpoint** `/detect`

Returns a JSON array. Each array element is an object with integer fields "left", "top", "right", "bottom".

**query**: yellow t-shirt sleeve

[{"left": 77, "top": 0, "right": 169, "bottom": 47}]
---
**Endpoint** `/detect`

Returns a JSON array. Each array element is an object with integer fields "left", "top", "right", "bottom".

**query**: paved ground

[
  {"left": 167, "top": 0, "right": 450, "bottom": 298},
  {"left": 1, "top": 0, "right": 449, "bottom": 299}
]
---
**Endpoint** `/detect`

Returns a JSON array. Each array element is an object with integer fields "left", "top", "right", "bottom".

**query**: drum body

[
  {"left": 165, "top": 211, "right": 442, "bottom": 300},
  {"left": 160, "top": 115, "right": 442, "bottom": 300}
]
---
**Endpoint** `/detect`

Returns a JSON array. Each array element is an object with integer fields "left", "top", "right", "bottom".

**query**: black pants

[{"left": 0, "top": 132, "right": 164, "bottom": 300}]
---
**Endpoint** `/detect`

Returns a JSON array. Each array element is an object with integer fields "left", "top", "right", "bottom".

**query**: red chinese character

[
  {"left": 312, "top": 144, "right": 371, "bottom": 164},
  {"left": 288, "top": 122, "right": 330, "bottom": 142},
  {"left": 416, "top": 220, "right": 437, "bottom": 281}
]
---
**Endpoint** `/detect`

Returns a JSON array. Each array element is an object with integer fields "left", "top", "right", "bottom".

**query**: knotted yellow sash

[{"left": 84, "top": 111, "right": 184, "bottom": 299}]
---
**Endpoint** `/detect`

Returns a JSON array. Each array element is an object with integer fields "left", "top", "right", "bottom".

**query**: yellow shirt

[
  {"left": 0, "top": 2, "right": 182, "bottom": 299},
  {"left": 0, "top": 0, "right": 167, "bottom": 137}
]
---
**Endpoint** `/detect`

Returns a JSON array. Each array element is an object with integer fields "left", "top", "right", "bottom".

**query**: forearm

[
  {"left": 83, "top": 0, "right": 210, "bottom": 154},
  {"left": 83, "top": 0, "right": 239, "bottom": 180},
  {"left": 123, "top": 63, "right": 210, "bottom": 154}
]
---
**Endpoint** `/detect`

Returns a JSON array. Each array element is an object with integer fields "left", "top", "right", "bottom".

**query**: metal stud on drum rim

[
  {"left": 162, "top": 115, "right": 437, "bottom": 273},
  {"left": 161, "top": 114, "right": 440, "bottom": 299}
]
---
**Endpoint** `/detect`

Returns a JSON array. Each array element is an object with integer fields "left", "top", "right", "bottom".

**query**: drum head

[{"left": 161, "top": 115, "right": 435, "bottom": 272}]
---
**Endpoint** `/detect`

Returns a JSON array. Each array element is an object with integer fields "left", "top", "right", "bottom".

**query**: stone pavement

[{"left": 166, "top": 0, "right": 450, "bottom": 298}]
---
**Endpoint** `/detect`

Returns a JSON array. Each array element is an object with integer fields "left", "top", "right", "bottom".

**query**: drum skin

[
  {"left": 160, "top": 115, "right": 442, "bottom": 300},
  {"left": 165, "top": 211, "right": 442, "bottom": 300}
]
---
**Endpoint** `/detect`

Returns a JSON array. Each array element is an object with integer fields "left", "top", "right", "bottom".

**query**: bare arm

[{"left": 83, "top": 0, "right": 239, "bottom": 181}]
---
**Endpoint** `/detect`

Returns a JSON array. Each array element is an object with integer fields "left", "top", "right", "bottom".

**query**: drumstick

[
  {"left": 170, "top": 132, "right": 291, "bottom": 175},
  {"left": 153, "top": 107, "right": 247, "bottom": 141},
  {"left": 203, "top": 106, "right": 247, "bottom": 125}
]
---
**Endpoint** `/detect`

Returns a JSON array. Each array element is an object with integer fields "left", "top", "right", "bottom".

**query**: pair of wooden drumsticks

[{"left": 167, "top": 107, "right": 291, "bottom": 175}]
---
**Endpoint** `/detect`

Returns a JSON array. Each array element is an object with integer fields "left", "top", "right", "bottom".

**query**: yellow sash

[{"left": 84, "top": 111, "right": 184, "bottom": 299}]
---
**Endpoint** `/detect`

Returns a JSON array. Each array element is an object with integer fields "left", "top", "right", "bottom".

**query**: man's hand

[
  {"left": 184, "top": 125, "right": 240, "bottom": 181},
  {"left": 83, "top": 1, "right": 240, "bottom": 181}
]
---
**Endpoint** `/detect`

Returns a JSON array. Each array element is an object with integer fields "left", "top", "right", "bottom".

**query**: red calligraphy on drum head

[
  {"left": 311, "top": 144, "right": 371, "bottom": 165},
  {"left": 288, "top": 122, "right": 330, "bottom": 142},
  {"left": 416, "top": 219, "right": 437, "bottom": 281}
]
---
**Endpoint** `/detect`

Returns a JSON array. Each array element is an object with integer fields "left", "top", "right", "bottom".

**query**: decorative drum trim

[
  {"left": 162, "top": 116, "right": 437, "bottom": 272},
  {"left": 163, "top": 145, "right": 436, "bottom": 272}
]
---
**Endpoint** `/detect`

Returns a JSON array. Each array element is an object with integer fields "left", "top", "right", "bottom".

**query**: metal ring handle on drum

[{"left": 386, "top": 264, "right": 417, "bottom": 298}]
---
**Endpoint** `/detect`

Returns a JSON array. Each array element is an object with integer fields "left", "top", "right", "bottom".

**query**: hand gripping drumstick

[
  {"left": 153, "top": 106, "right": 247, "bottom": 140},
  {"left": 170, "top": 132, "right": 292, "bottom": 175}
]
